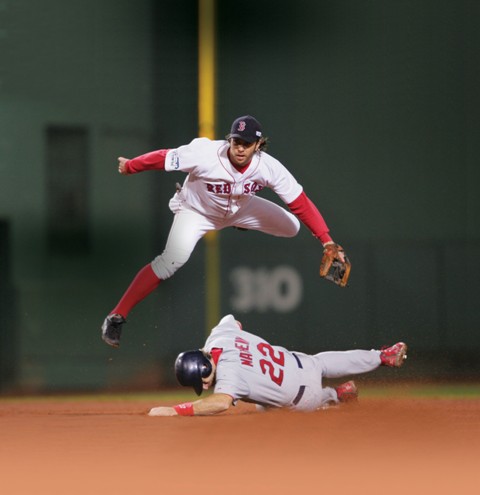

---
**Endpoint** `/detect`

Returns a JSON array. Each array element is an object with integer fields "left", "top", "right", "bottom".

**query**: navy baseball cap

[{"left": 228, "top": 115, "right": 263, "bottom": 143}]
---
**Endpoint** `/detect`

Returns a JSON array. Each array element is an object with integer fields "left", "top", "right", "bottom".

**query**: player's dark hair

[
  {"left": 258, "top": 136, "right": 269, "bottom": 151},
  {"left": 225, "top": 135, "right": 269, "bottom": 152}
]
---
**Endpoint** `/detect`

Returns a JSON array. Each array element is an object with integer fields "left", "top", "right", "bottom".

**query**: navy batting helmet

[{"left": 174, "top": 350, "right": 213, "bottom": 396}]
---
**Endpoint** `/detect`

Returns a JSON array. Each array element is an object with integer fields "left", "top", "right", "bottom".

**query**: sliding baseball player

[{"left": 148, "top": 314, "right": 408, "bottom": 416}]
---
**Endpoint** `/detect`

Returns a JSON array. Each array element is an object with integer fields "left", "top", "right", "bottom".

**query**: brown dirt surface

[{"left": 1, "top": 395, "right": 479, "bottom": 495}]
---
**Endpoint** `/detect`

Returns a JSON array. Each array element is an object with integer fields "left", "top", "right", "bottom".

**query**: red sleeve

[
  {"left": 125, "top": 149, "right": 170, "bottom": 174},
  {"left": 287, "top": 191, "right": 333, "bottom": 244},
  {"left": 210, "top": 348, "right": 223, "bottom": 365}
]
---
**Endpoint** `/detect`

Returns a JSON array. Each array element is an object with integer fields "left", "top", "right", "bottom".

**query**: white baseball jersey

[
  {"left": 203, "top": 315, "right": 383, "bottom": 412},
  {"left": 165, "top": 138, "right": 303, "bottom": 219}
]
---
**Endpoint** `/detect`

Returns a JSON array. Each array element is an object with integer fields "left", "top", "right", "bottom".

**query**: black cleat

[{"left": 101, "top": 314, "right": 126, "bottom": 348}]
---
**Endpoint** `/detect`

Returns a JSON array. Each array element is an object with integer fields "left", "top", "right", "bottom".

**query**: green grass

[
  {"left": 0, "top": 390, "right": 196, "bottom": 404},
  {"left": 360, "top": 382, "right": 480, "bottom": 399}
]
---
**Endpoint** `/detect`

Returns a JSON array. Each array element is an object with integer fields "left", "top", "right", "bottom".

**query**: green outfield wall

[{"left": 0, "top": 0, "right": 478, "bottom": 392}]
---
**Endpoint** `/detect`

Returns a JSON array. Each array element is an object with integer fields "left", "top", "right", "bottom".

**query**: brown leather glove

[{"left": 319, "top": 243, "right": 351, "bottom": 288}]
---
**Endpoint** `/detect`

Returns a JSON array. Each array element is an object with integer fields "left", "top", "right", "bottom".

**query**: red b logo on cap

[{"left": 237, "top": 121, "right": 246, "bottom": 131}]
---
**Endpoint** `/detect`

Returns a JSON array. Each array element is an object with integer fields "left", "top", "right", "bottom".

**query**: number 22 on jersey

[{"left": 257, "top": 343, "right": 285, "bottom": 386}]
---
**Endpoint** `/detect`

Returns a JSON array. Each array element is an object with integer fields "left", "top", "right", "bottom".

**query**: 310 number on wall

[{"left": 229, "top": 266, "right": 303, "bottom": 313}]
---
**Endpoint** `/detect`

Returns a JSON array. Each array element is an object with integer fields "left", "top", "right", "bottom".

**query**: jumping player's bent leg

[
  {"left": 151, "top": 208, "right": 214, "bottom": 279},
  {"left": 102, "top": 264, "right": 161, "bottom": 347},
  {"left": 111, "top": 264, "right": 162, "bottom": 319},
  {"left": 101, "top": 208, "right": 215, "bottom": 347},
  {"left": 229, "top": 196, "right": 300, "bottom": 237}
]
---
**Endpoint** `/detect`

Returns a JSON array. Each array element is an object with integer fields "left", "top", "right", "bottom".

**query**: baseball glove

[{"left": 319, "top": 243, "right": 351, "bottom": 287}]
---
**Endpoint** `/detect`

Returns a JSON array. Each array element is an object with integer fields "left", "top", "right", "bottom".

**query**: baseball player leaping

[
  {"left": 148, "top": 314, "right": 408, "bottom": 416},
  {"left": 101, "top": 115, "right": 347, "bottom": 347}
]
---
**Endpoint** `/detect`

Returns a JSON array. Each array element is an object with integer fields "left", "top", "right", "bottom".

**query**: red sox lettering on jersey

[
  {"left": 165, "top": 138, "right": 302, "bottom": 219},
  {"left": 205, "top": 182, "right": 264, "bottom": 195},
  {"left": 123, "top": 135, "right": 334, "bottom": 246},
  {"left": 102, "top": 119, "right": 337, "bottom": 352}
]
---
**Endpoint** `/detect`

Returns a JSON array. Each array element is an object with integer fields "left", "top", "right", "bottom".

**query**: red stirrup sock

[{"left": 111, "top": 263, "right": 162, "bottom": 318}]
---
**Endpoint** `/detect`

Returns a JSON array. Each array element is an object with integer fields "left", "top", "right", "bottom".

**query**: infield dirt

[{"left": 0, "top": 394, "right": 479, "bottom": 495}]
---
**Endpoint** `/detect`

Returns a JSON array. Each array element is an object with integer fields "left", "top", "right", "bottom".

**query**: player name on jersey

[{"left": 235, "top": 336, "right": 254, "bottom": 367}]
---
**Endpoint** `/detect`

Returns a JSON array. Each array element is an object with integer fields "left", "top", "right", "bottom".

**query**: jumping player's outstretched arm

[
  {"left": 288, "top": 191, "right": 347, "bottom": 265},
  {"left": 117, "top": 157, "right": 130, "bottom": 175},
  {"left": 287, "top": 190, "right": 332, "bottom": 245},
  {"left": 117, "top": 149, "right": 171, "bottom": 175},
  {"left": 148, "top": 393, "right": 233, "bottom": 417}
]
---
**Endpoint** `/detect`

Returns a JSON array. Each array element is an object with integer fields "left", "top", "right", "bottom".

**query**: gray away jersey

[{"left": 203, "top": 314, "right": 305, "bottom": 408}]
